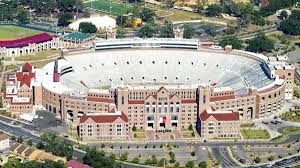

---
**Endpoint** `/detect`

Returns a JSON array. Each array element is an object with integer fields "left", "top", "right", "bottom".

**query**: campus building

[
  {"left": 1, "top": 38, "right": 295, "bottom": 140},
  {"left": 0, "top": 33, "right": 60, "bottom": 58}
]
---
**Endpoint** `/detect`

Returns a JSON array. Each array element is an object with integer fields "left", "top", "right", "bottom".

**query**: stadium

[{"left": 6, "top": 38, "right": 294, "bottom": 140}]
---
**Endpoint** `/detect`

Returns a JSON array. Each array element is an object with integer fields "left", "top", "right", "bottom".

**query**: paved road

[{"left": 211, "top": 146, "right": 240, "bottom": 168}]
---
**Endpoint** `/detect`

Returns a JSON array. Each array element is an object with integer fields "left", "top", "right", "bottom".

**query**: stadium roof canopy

[
  {"left": 69, "top": 16, "right": 116, "bottom": 31},
  {"left": 0, "top": 33, "right": 54, "bottom": 48}
]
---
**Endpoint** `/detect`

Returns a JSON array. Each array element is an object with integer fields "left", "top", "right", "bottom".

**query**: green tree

[
  {"left": 186, "top": 160, "right": 195, "bottom": 168},
  {"left": 26, "top": 140, "right": 33, "bottom": 146},
  {"left": 188, "top": 123, "right": 193, "bottom": 131},
  {"left": 193, "top": 0, "right": 207, "bottom": 14},
  {"left": 120, "top": 151, "right": 128, "bottom": 161},
  {"left": 17, "top": 10, "right": 29, "bottom": 24},
  {"left": 41, "top": 133, "right": 73, "bottom": 160},
  {"left": 206, "top": 4, "right": 223, "bottom": 17},
  {"left": 191, "top": 151, "right": 196, "bottom": 156},
  {"left": 162, "top": 0, "right": 176, "bottom": 8},
  {"left": 17, "top": 136, "right": 23, "bottom": 143},
  {"left": 183, "top": 24, "right": 194, "bottom": 39},
  {"left": 246, "top": 32, "right": 274, "bottom": 53},
  {"left": 174, "top": 161, "right": 180, "bottom": 168},
  {"left": 116, "top": 27, "right": 127, "bottom": 38},
  {"left": 280, "top": 10, "right": 300, "bottom": 35},
  {"left": 268, "top": 155, "right": 275, "bottom": 161},
  {"left": 219, "top": 36, "right": 243, "bottom": 49},
  {"left": 279, "top": 10, "right": 289, "bottom": 20},
  {"left": 199, "top": 161, "right": 207, "bottom": 168},
  {"left": 1, "top": 81, "right": 6, "bottom": 92},
  {"left": 116, "top": 15, "right": 128, "bottom": 27},
  {"left": 157, "top": 158, "right": 167, "bottom": 167},
  {"left": 254, "top": 156, "right": 261, "bottom": 163},
  {"left": 79, "top": 22, "right": 97, "bottom": 34},
  {"left": 139, "top": 8, "right": 155, "bottom": 22},
  {"left": 83, "top": 147, "right": 120, "bottom": 168},
  {"left": 131, "top": 156, "right": 140, "bottom": 164},
  {"left": 58, "top": 13, "right": 73, "bottom": 27},
  {"left": 160, "top": 20, "right": 174, "bottom": 38},
  {"left": 139, "top": 23, "right": 156, "bottom": 38}
]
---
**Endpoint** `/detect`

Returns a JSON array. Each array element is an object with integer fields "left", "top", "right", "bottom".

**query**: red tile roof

[
  {"left": 200, "top": 110, "right": 239, "bottom": 121},
  {"left": 181, "top": 99, "right": 196, "bottom": 104},
  {"left": 210, "top": 95, "right": 235, "bottom": 102},
  {"left": 67, "top": 160, "right": 90, "bottom": 168},
  {"left": 0, "top": 33, "right": 54, "bottom": 48},
  {"left": 86, "top": 97, "right": 114, "bottom": 103},
  {"left": 128, "top": 100, "right": 144, "bottom": 104},
  {"left": 16, "top": 71, "right": 35, "bottom": 87},
  {"left": 22, "top": 63, "right": 32, "bottom": 72},
  {"left": 80, "top": 112, "right": 128, "bottom": 123}
]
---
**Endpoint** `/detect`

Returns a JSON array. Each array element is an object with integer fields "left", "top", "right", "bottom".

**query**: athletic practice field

[
  {"left": 83, "top": 0, "right": 134, "bottom": 15},
  {"left": 0, "top": 25, "right": 43, "bottom": 40}
]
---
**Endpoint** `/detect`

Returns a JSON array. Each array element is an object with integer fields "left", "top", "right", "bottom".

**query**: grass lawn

[
  {"left": 134, "top": 133, "right": 146, "bottom": 139},
  {"left": 30, "top": 59, "right": 54, "bottom": 68},
  {"left": 14, "top": 50, "right": 59, "bottom": 61},
  {"left": 83, "top": 0, "right": 133, "bottom": 15},
  {"left": 241, "top": 129, "right": 270, "bottom": 139},
  {"left": 270, "top": 134, "right": 291, "bottom": 143},
  {"left": 282, "top": 126, "right": 300, "bottom": 135},
  {"left": 280, "top": 111, "right": 300, "bottom": 122},
  {"left": 0, "top": 25, "right": 44, "bottom": 40},
  {"left": 241, "top": 123, "right": 255, "bottom": 128},
  {"left": 182, "top": 131, "right": 195, "bottom": 138}
]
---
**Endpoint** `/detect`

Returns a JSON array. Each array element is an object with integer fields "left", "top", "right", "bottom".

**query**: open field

[
  {"left": 83, "top": 0, "right": 133, "bottom": 15},
  {"left": 241, "top": 129, "right": 270, "bottom": 139},
  {"left": 0, "top": 25, "right": 44, "bottom": 40}
]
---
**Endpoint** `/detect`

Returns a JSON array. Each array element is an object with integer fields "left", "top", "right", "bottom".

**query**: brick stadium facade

[{"left": 2, "top": 39, "right": 295, "bottom": 140}]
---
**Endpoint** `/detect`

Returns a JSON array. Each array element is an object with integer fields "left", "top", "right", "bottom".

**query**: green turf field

[
  {"left": 83, "top": 0, "right": 133, "bottom": 15},
  {"left": 0, "top": 25, "right": 43, "bottom": 40}
]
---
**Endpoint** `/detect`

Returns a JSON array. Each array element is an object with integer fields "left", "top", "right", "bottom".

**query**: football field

[
  {"left": 83, "top": 0, "right": 134, "bottom": 15},
  {"left": 0, "top": 25, "right": 43, "bottom": 40}
]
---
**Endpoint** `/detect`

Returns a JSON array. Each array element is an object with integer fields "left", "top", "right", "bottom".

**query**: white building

[
  {"left": 69, "top": 16, "right": 116, "bottom": 31},
  {"left": 0, "top": 134, "right": 9, "bottom": 152}
]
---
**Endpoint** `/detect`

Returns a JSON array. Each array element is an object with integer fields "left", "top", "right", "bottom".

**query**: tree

[
  {"left": 17, "top": 10, "right": 29, "bottom": 24},
  {"left": 199, "top": 161, "right": 207, "bottom": 168},
  {"left": 131, "top": 156, "right": 140, "bottom": 164},
  {"left": 132, "top": 124, "right": 137, "bottom": 132},
  {"left": 116, "top": 27, "right": 127, "bottom": 39},
  {"left": 174, "top": 161, "right": 180, "bottom": 168},
  {"left": 191, "top": 151, "right": 196, "bottom": 156},
  {"left": 279, "top": 10, "right": 289, "bottom": 20},
  {"left": 254, "top": 156, "right": 261, "bottom": 163},
  {"left": 120, "top": 152, "right": 128, "bottom": 161},
  {"left": 17, "top": 136, "right": 23, "bottom": 143},
  {"left": 188, "top": 124, "right": 193, "bottom": 131},
  {"left": 193, "top": 0, "right": 207, "bottom": 14},
  {"left": 83, "top": 147, "right": 120, "bottom": 168},
  {"left": 128, "top": 0, "right": 143, "bottom": 3},
  {"left": 162, "top": 0, "right": 176, "bottom": 8},
  {"left": 280, "top": 10, "right": 300, "bottom": 35},
  {"left": 246, "top": 32, "right": 274, "bottom": 53},
  {"left": 206, "top": 4, "right": 223, "bottom": 17},
  {"left": 79, "top": 22, "right": 97, "bottom": 34},
  {"left": 183, "top": 24, "right": 194, "bottom": 39},
  {"left": 186, "top": 160, "right": 195, "bottom": 168},
  {"left": 3, "top": 157, "right": 66, "bottom": 168},
  {"left": 139, "top": 23, "right": 156, "bottom": 38},
  {"left": 1, "top": 81, "right": 6, "bottom": 92},
  {"left": 58, "top": 13, "right": 73, "bottom": 27},
  {"left": 219, "top": 36, "right": 243, "bottom": 49},
  {"left": 169, "top": 151, "right": 176, "bottom": 163},
  {"left": 116, "top": 15, "right": 128, "bottom": 27},
  {"left": 26, "top": 140, "right": 33, "bottom": 146},
  {"left": 157, "top": 158, "right": 167, "bottom": 167},
  {"left": 139, "top": 8, "right": 155, "bottom": 22},
  {"left": 268, "top": 155, "right": 275, "bottom": 161},
  {"left": 41, "top": 133, "right": 74, "bottom": 160},
  {"left": 160, "top": 20, "right": 174, "bottom": 38}
]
